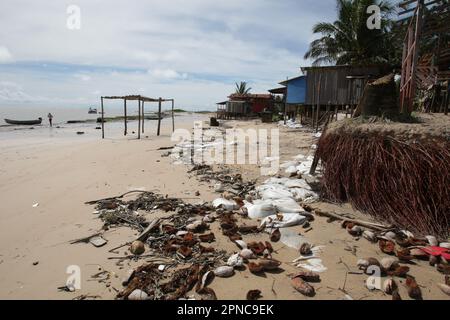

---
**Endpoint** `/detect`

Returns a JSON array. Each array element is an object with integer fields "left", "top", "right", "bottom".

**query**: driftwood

[
  {"left": 70, "top": 232, "right": 102, "bottom": 244},
  {"left": 85, "top": 190, "right": 150, "bottom": 205},
  {"left": 312, "top": 208, "right": 392, "bottom": 231},
  {"left": 135, "top": 218, "right": 162, "bottom": 242}
]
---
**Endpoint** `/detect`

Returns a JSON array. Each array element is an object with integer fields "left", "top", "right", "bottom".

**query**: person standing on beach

[{"left": 48, "top": 113, "right": 53, "bottom": 127}]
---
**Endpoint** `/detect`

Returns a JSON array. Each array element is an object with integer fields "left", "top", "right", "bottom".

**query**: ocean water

[{"left": 0, "top": 105, "right": 129, "bottom": 126}]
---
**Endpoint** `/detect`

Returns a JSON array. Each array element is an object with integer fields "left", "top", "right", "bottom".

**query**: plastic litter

[
  {"left": 261, "top": 213, "right": 306, "bottom": 229},
  {"left": 212, "top": 198, "right": 238, "bottom": 210}
]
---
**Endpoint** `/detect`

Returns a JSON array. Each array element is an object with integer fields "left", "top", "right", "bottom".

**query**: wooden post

[
  {"left": 445, "top": 82, "right": 449, "bottom": 115},
  {"left": 157, "top": 97, "right": 162, "bottom": 136},
  {"left": 138, "top": 99, "right": 141, "bottom": 140},
  {"left": 124, "top": 99, "right": 128, "bottom": 136},
  {"left": 315, "top": 74, "right": 322, "bottom": 132},
  {"left": 284, "top": 77, "right": 288, "bottom": 125},
  {"left": 101, "top": 97, "right": 105, "bottom": 139},
  {"left": 171, "top": 99, "right": 175, "bottom": 133},
  {"left": 141, "top": 100, "right": 145, "bottom": 134}
]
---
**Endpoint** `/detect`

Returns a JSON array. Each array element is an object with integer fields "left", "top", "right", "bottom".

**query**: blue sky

[{"left": 0, "top": 0, "right": 340, "bottom": 110}]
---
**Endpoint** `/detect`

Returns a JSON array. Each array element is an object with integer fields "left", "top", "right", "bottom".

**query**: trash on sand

[
  {"left": 280, "top": 229, "right": 305, "bottom": 250},
  {"left": 261, "top": 214, "right": 306, "bottom": 229},
  {"left": 270, "top": 228, "right": 281, "bottom": 242},
  {"left": 440, "top": 243, "right": 450, "bottom": 249},
  {"left": 295, "top": 258, "right": 327, "bottom": 273},
  {"left": 128, "top": 289, "right": 150, "bottom": 300},
  {"left": 380, "top": 257, "right": 399, "bottom": 272},
  {"left": 130, "top": 240, "right": 145, "bottom": 255},
  {"left": 227, "top": 254, "right": 244, "bottom": 268},
  {"left": 240, "top": 249, "right": 256, "bottom": 260},
  {"left": 383, "top": 278, "right": 398, "bottom": 295},
  {"left": 437, "top": 280, "right": 450, "bottom": 296},
  {"left": 291, "top": 277, "right": 315, "bottom": 297},
  {"left": 122, "top": 269, "right": 135, "bottom": 286},
  {"left": 258, "top": 258, "right": 282, "bottom": 271},
  {"left": 270, "top": 198, "right": 304, "bottom": 213},
  {"left": 89, "top": 236, "right": 108, "bottom": 248},
  {"left": 421, "top": 246, "right": 450, "bottom": 260},
  {"left": 246, "top": 201, "right": 276, "bottom": 219},
  {"left": 290, "top": 271, "right": 321, "bottom": 283},
  {"left": 379, "top": 239, "right": 396, "bottom": 255},
  {"left": 32, "top": 203, "right": 39, "bottom": 208},
  {"left": 214, "top": 266, "right": 235, "bottom": 278},
  {"left": 426, "top": 235, "right": 438, "bottom": 246},
  {"left": 246, "top": 290, "right": 262, "bottom": 300},
  {"left": 405, "top": 276, "right": 422, "bottom": 300},
  {"left": 213, "top": 198, "right": 238, "bottom": 210},
  {"left": 158, "top": 265, "right": 166, "bottom": 272}
]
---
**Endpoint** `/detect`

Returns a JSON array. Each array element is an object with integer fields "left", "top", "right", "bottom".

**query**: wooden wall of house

[{"left": 304, "top": 66, "right": 389, "bottom": 106}]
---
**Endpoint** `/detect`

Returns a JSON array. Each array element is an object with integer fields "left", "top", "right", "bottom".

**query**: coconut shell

[
  {"left": 214, "top": 266, "right": 235, "bottom": 278},
  {"left": 292, "top": 271, "right": 321, "bottom": 283},
  {"left": 300, "top": 243, "right": 312, "bottom": 256},
  {"left": 383, "top": 278, "right": 397, "bottom": 295},
  {"left": 240, "top": 249, "right": 257, "bottom": 260},
  {"left": 258, "top": 259, "right": 282, "bottom": 271},
  {"left": 198, "top": 233, "right": 215, "bottom": 243},
  {"left": 270, "top": 229, "right": 281, "bottom": 242},
  {"left": 406, "top": 276, "right": 422, "bottom": 300},
  {"left": 437, "top": 283, "right": 450, "bottom": 296},
  {"left": 248, "top": 262, "right": 264, "bottom": 274},
  {"left": 292, "top": 277, "right": 315, "bottom": 297},
  {"left": 130, "top": 241, "right": 145, "bottom": 255},
  {"left": 246, "top": 290, "right": 262, "bottom": 300},
  {"left": 388, "top": 265, "right": 410, "bottom": 278},
  {"left": 380, "top": 257, "right": 399, "bottom": 272},
  {"left": 379, "top": 239, "right": 396, "bottom": 255}
]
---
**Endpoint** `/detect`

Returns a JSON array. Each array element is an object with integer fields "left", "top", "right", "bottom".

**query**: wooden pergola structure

[{"left": 100, "top": 95, "right": 175, "bottom": 139}]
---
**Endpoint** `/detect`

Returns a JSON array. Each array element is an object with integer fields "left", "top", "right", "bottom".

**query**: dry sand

[{"left": 0, "top": 115, "right": 448, "bottom": 300}]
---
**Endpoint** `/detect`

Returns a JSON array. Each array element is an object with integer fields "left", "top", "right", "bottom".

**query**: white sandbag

[
  {"left": 212, "top": 198, "right": 238, "bottom": 210},
  {"left": 257, "top": 185, "right": 293, "bottom": 200},
  {"left": 271, "top": 198, "right": 304, "bottom": 213},
  {"left": 264, "top": 177, "right": 290, "bottom": 185},
  {"left": 285, "top": 166, "right": 298, "bottom": 175},
  {"left": 296, "top": 258, "right": 327, "bottom": 273},
  {"left": 296, "top": 162, "right": 313, "bottom": 175},
  {"left": 283, "top": 179, "right": 311, "bottom": 190},
  {"left": 290, "top": 188, "right": 318, "bottom": 201},
  {"left": 280, "top": 161, "right": 299, "bottom": 169},
  {"left": 246, "top": 201, "right": 276, "bottom": 219},
  {"left": 261, "top": 213, "right": 306, "bottom": 229}
]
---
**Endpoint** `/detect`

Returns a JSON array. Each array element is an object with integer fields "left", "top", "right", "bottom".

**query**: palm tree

[
  {"left": 304, "top": 0, "right": 395, "bottom": 66},
  {"left": 235, "top": 81, "right": 252, "bottom": 95}
]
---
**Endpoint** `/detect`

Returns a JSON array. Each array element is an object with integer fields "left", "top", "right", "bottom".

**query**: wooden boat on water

[{"left": 4, "top": 118, "right": 42, "bottom": 125}]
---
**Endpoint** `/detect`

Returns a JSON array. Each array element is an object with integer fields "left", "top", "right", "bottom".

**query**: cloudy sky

[{"left": 0, "top": 0, "right": 338, "bottom": 111}]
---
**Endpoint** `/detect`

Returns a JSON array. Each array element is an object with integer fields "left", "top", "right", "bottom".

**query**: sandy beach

[{"left": 0, "top": 115, "right": 448, "bottom": 300}]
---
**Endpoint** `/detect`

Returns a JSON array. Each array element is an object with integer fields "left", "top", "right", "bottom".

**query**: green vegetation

[
  {"left": 304, "top": 0, "right": 399, "bottom": 66},
  {"left": 235, "top": 81, "right": 252, "bottom": 95}
]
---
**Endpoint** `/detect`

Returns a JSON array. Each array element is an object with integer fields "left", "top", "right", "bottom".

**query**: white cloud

[
  {"left": 0, "top": 46, "right": 13, "bottom": 63},
  {"left": 0, "top": 0, "right": 337, "bottom": 108},
  {"left": 74, "top": 73, "right": 91, "bottom": 81},
  {"left": 149, "top": 69, "right": 188, "bottom": 80}
]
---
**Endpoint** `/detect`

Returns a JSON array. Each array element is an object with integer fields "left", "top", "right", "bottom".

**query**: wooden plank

[
  {"left": 124, "top": 99, "right": 128, "bottom": 136},
  {"left": 101, "top": 97, "right": 104, "bottom": 139},
  {"left": 171, "top": 100, "right": 175, "bottom": 132},
  {"left": 142, "top": 101, "right": 145, "bottom": 134},
  {"left": 138, "top": 99, "right": 141, "bottom": 140},
  {"left": 157, "top": 97, "right": 162, "bottom": 136}
]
